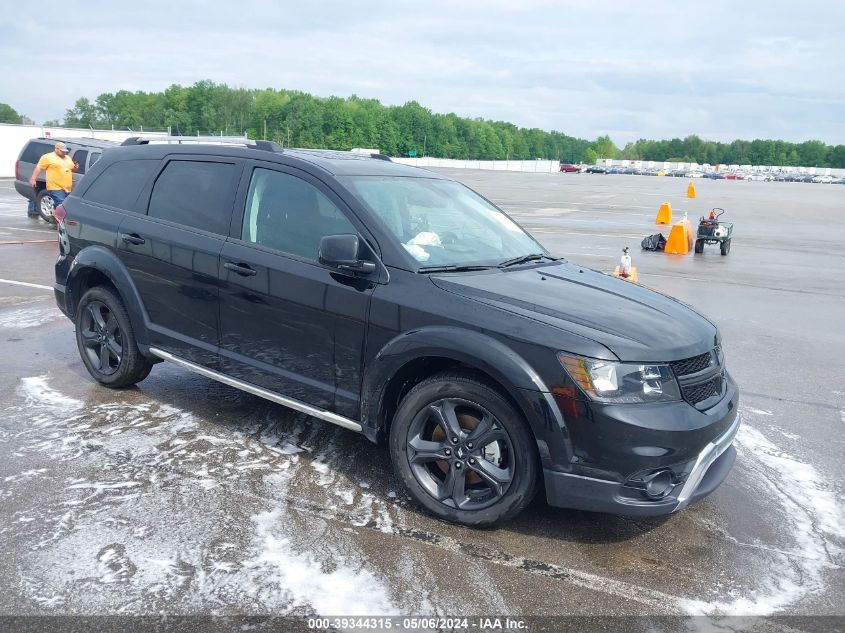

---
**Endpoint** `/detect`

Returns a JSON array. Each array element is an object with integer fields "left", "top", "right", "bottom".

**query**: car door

[
  {"left": 117, "top": 155, "right": 243, "bottom": 367},
  {"left": 218, "top": 163, "right": 377, "bottom": 417}
]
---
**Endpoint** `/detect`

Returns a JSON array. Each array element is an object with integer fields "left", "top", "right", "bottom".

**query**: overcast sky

[{"left": 2, "top": 0, "right": 843, "bottom": 145}]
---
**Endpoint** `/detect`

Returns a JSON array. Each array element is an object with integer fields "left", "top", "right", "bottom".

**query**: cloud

[{"left": 1, "top": 0, "right": 843, "bottom": 144}]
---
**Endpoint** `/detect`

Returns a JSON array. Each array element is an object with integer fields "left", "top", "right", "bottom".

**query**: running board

[{"left": 148, "top": 347, "right": 363, "bottom": 433}]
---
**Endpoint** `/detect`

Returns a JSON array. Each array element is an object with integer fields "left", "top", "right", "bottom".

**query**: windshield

[{"left": 341, "top": 176, "right": 545, "bottom": 268}]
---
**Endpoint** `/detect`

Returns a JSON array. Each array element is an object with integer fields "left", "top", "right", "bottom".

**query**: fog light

[{"left": 642, "top": 469, "right": 675, "bottom": 500}]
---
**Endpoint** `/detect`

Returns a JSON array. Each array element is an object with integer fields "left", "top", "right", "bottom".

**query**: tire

[
  {"left": 720, "top": 239, "right": 731, "bottom": 256},
  {"left": 389, "top": 371, "right": 538, "bottom": 527},
  {"left": 75, "top": 286, "right": 153, "bottom": 388},
  {"left": 35, "top": 189, "right": 56, "bottom": 224},
  {"left": 694, "top": 239, "right": 704, "bottom": 254}
]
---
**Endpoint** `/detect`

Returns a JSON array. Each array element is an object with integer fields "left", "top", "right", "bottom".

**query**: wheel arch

[
  {"left": 361, "top": 327, "right": 571, "bottom": 467},
  {"left": 66, "top": 246, "right": 152, "bottom": 354}
]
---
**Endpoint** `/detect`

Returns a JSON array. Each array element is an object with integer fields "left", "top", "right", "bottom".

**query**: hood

[{"left": 431, "top": 262, "right": 717, "bottom": 362}]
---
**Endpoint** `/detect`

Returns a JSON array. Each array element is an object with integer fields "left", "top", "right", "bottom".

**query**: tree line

[{"left": 3, "top": 81, "right": 843, "bottom": 167}]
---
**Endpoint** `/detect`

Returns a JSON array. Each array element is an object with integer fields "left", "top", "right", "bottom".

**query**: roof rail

[{"left": 120, "top": 136, "right": 282, "bottom": 152}]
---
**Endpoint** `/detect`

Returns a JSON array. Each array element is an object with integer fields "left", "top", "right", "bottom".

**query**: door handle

[
  {"left": 224, "top": 261, "right": 258, "bottom": 277},
  {"left": 120, "top": 233, "right": 145, "bottom": 245}
]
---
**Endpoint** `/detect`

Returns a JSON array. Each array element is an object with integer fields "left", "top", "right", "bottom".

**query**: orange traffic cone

[
  {"left": 655, "top": 202, "right": 672, "bottom": 224},
  {"left": 687, "top": 180, "right": 696, "bottom": 198},
  {"left": 664, "top": 217, "right": 692, "bottom": 254}
]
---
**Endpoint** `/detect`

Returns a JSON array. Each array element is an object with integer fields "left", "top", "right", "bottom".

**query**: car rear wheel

[
  {"left": 389, "top": 371, "right": 537, "bottom": 526},
  {"left": 36, "top": 190, "right": 55, "bottom": 224},
  {"left": 75, "top": 286, "right": 153, "bottom": 388}
]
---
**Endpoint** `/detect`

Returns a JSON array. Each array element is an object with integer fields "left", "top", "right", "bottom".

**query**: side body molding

[
  {"left": 65, "top": 245, "right": 152, "bottom": 352},
  {"left": 360, "top": 326, "right": 572, "bottom": 467}
]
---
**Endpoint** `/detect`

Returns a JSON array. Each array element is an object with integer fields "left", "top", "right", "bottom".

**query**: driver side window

[{"left": 242, "top": 168, "right": 356, "bottom": 260}]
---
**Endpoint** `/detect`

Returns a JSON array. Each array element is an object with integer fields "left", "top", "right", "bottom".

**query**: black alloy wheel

[
  {"left": 390, "top": 372, "right": 537, "bottom": 526},
  {"left": 79, "top": 299, "right": 123, "bottom": 375},
  {"left": 75, "top": 286, "right": 153, "bottom": 388},
  {"left": 406, "top": 398, "right": 515, "bottom": 511}
]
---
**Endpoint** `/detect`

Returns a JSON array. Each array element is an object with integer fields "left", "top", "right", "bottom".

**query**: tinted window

[
  {"left": 72, "top": 150, "right": 88, "bottom": 174},
  {"left": 83, "top": 159, "right": 160, "bottom": 210},
  {"left": 147, "top": 160, "right": 238, "bottom": 235},
  {"left": 242, "top": 168, "right": 356, "bottom": 259},
  {"left": 20, "top": 141, "right": 54, "bottom": 164},
  {"left": 89, "top": 152, "right": 101, "bottom": 168}
]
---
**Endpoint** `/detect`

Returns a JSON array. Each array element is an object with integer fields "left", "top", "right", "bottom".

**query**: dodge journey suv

[{"left": 52, "top": 137, "right": 740, "bottom": 526}]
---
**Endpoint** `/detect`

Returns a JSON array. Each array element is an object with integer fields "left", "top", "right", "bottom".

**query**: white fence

[
  {"left": 391, "top": 156, "right": 560, "bottom": 173},
  {"left": 0, "top": 123, "right": 168, "bottom": 177}
]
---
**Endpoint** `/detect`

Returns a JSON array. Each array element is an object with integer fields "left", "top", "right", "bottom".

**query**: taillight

[
  {"left": 53, "top": 203, "right": 67, "bottom": 225},
  {"left": 15, "top": 160, "right": 20, "bottom": 181}
]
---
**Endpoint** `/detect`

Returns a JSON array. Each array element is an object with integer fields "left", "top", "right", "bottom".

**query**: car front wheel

[{"left": 389, "top": 371, "right": 537, "bottom": 526}]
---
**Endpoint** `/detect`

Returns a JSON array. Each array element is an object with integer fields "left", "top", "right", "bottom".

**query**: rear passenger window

[
  {"left": 83, "top": 159, "right": 160, "bottom": 210},
  {"left": 242, "top": 168, "right": 356, "bottom": 260},
  {"left": 20, "top": 141, "right": 54, "bottom": 164},
  {"left": 72, "top": 150, "right": 88, "bottom": 174},
  {"left": 89, "top": 152, "right": 101, "bottom": 167},
  {"left": 147, "top": 160, "right": 239, "bottom": 235}
]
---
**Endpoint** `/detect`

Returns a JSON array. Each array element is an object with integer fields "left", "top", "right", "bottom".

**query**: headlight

[{"left": 558, "top": 354, "right": 681, "bottom": 404}]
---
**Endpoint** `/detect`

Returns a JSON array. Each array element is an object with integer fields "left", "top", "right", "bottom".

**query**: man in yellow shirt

[{"left": 29, "top": 142, "right": 79, "bottom": 209}]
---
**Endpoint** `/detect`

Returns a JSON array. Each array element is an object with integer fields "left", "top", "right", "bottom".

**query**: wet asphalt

[{"left": 0, "top": 174, "right": 842, "bottom": 627}]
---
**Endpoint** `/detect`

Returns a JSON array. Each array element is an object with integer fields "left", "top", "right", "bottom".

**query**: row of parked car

[{"left": 561, "top": 163, "right": 843, "bottom": 184}]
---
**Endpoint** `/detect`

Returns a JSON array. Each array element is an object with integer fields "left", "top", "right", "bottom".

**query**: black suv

[
  {"left": 15, "top": 136, "right": 117, "bottom": 222},
  {"left": 52, "top": 138, "right": 740, "bottom": 526}
]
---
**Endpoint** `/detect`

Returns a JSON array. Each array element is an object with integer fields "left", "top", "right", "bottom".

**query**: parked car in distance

[
  {"left": 811, "top": 175, "right": 833, "bottom": 184},
  {"left": 52, "top": 138, "right": 740, "bottom": 527},
  {"left": 585, "top": 166, "right": 607, "bottom": 174},
  {"left": 559, "top": 163, "right": 579, "bottom": 173},
  {"left": 14, "top": 136, "right": 118, "bottom": 222}
]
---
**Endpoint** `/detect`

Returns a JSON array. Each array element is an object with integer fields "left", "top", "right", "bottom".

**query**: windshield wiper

[
  {"left": 418, "top": 264, "right": 496, "bottom": 273},
  {"left": 498, "top": 253, "right": 554, "bottom": 268}
]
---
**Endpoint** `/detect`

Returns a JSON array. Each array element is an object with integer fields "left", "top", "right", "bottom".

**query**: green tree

[
  {"left": 0, "top": 102, "right": 23, "bottom": 123},
  {"left": 592, "top": 135, "right": 618, "bottom": 159},
  {"left": 64, "top": 98, "right": 99, "bottom": 128},
  {"left": 51, "top": 82, "right": 845, "bottom": 168}
]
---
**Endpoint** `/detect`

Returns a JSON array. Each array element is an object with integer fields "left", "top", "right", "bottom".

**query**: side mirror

[{"left": 319, "top": 234, "right": 376, "bottom": 274}]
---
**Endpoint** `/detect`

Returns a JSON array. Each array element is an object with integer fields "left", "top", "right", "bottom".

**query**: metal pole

[{"left": 263, "top": 119, "right": 267, "bottom": 140}]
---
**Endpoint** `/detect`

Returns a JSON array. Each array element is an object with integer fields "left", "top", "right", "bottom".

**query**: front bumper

[
  {"left": 543, "top": 360, "right": 741, "bottom": 516},
  {"left": 543, "top": 394, "right": 741, "bottom": 516}
]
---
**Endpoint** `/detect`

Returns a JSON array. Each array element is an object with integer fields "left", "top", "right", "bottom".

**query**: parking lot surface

[{"left": 0, "top": 174, "right": 842, "bottom": 625}]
